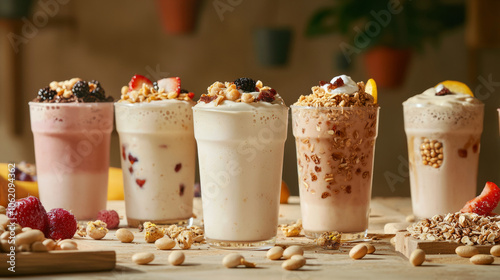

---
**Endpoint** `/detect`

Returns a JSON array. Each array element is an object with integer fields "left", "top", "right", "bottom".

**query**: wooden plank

[
  {"left": 395, "top": 231, "right": 493, "bottom": 258},
  {"left": 0, "top": 250, "right": 116, "bottom": 276}
]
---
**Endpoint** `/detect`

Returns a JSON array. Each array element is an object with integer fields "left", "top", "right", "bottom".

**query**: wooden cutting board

[
  {"left": 0, "top": 250, "right": 115, "bottom": 276},
  {"left": 394, "top": 231, "right": 493, "bottom": 258}
]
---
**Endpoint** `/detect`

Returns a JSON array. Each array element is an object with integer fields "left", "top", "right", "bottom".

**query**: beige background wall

[{"left": 1, "top": 0, "right": 499, "bottom": 196}]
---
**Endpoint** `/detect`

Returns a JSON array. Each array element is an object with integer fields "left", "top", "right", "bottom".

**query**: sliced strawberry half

[
  {"left": 460, "top": 182, "right": 500, "bottom": 216},
  {"left": 128, "top": 75, "right": 153, "bottom": 91},
  {"left": 157, "top": 77, "right": 181, "bottom": 94}
]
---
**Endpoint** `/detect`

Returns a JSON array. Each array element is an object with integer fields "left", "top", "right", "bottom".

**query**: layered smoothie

[
  {"left": 30, "top": 78, "right": 114, "bottom": 220},
  {"left": 193, "top": 78, "right": 288, "bottom": 249},
  {"left": 116, "top": 75, "right": 196, "bottom": 227},
  {"left": 292, "top": 75, "right": 379, "bottom": 240},
  {"left": 403, "top": 82, "right": 484, "bottom": 218}
]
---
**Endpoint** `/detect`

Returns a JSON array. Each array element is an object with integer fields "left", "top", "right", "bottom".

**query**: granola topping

[
  {"left": 407, "top": 212, "right": 500, "bottom": 245},
  {"left": 294, "top": 76, "right": 376, "bottom": 107},
  {"left": 196, "top": 79, "right": 285, "bottom": 107},
  {"left": 119, "top": 83, "right": 194, "bottom": 103}
]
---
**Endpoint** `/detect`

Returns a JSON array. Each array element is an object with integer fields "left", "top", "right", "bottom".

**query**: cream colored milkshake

[
  {"left": 193, "top": 78, "right": 288, "bottom": 249},
  {"left": 116, "top": 75, "right": 196, "bottom": 227},
  {"left": 403, "top": 83, "right": 484, "bottom": 218},
  {"left": 292, "top": 75, "right": 379, "bottom": 240},
  {"left": 30, "top": 78, "right": 113, "bottom": 220}
]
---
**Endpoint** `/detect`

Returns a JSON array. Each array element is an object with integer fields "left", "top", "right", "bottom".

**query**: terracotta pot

[
  {"left": 157, "top": 0, "right": 199, "bottom": 35},
  {"left": 254, "top": 27, "right": 293, "bottom": 67},
  {"left": 363, "top": 47, "right": 412, "bottom": 88}
]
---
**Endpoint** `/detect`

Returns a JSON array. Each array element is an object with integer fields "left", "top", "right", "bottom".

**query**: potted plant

[
  {"left": 0, "top": 0, "right": 32, "bottom": 18},
  {"left": 156, "top": 0, "right": 200, "bottom": 35},
  {"left": 254, "top": 26, "right": 293, "bottom": 67},
  {"left": 306, "top": 0, "right": 465, "bottom": 88}
]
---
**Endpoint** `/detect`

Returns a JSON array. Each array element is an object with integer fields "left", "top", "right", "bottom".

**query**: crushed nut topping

[
  {"left": 143, "top": 222, "right": 164, "bottom": 243},
  {"left": 197, "top": 80, "right": 282, "bottom": 106},
  {"left": 163, "top": 224, "right": 205, "bottom": 248},
  {"left": 294, "top": 81, "right": 375, "bottom": 107},
  {"left": 279, "top": 220, "right": 303, "bottom": 237},
  {"left": 86, "top": 220, "right": 108, "bottom": 240},
  {"left": 407, "top": 212, "right": 500, "bottom": 245},
  {"left": 119, "top": 84, "right": 193, "bottom": 103},
  {"left": 315, "top": 231, "right": 342, "bottom": 249}
]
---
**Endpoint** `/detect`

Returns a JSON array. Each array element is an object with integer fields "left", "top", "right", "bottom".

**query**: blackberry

[
  {"left": 89, "top": 80, "right": 101, "bottom": 88},
  {"left": 180, "top": 88, "right": 189, "bottom": 93},
  {"left": 234, "top": 77, "right": 256, "bottom": 92},
  {"left": 38, "top": 87, "right": 57, "bottom": 101},
  {"left": 153, "top": 82, "right": 159, "bottom": 92},
  {"left": 91, "top": 85, "right": 106, "bottom": 100},
  {"left": 72, "top": 81, "right": 90, "bottom": 98}
]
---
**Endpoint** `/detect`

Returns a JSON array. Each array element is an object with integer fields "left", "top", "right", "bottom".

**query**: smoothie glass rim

[
  {"left": 193, "top": 103, "right": 289, "bottom": 113},
  {"left": 29, "top": 101, "right": 114, "bottom": 108},
  {"left": 402, "top": 102, "right": 484, "bottom": 109},
  {"left": 290, "top": 105, "right": 380, "bottom": 110},
  {"left": 114, "top": 99, "right": 195, "bottom": 108}
]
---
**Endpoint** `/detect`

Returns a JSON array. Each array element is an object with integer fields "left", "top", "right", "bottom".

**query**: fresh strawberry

[
  {"left": 461, "top": 182, "right": 500, "bottom": 216},
  {"left": 157, "top": 77, "right": 181, "bottom": 94},
  {"left": 128, "top": 75, "right": 153, "bottom": 91}
]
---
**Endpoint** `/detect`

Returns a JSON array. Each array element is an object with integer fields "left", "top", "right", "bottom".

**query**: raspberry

[
  {"left": 72, "top": 80, "right": 90, "bottom": 98},
  {"left": 38, "top": 87, "right": 57, "bottom": 101},
  {"left": 96, "top": 210, "right": 120, "bottom": 229},
  {"left": 256, "top": 88, "right": 277, "bottom": 102},
  {"left": 234, "top": 77, "right": 256, "bottom": 92},
  {"left": 45, "top": 208, "right": 77, "bottom": 240},
  {"left": 7, "top": 196, "right": 48, "bottom": 232}
]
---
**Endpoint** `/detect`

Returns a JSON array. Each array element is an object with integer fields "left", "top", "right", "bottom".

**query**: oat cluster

[
  {"left": 279, "top": 219, "right": 303, "bottom": 237},
  {"left": 294, "top": 82, "right": 375, "bottom": 107},
  {"left": 86, "top": 220, "right": 108, "bottom": 240},
  {"left": 163, "top": 224, "right": 205, "bottom": 249},
  {"left": 119, "top": 84, "right": 193, "bottom": 103},
  {"left": 143, "top": 222, "right": 164, "bottom": 243},
  {"left": 198, "top": 80, "right": 278, "bottom": 106},
  {"left": 420, "top": 138, "right": 444, "bottom": 168},
  {"left": 407, "top": 212, "right": 500, "bottom": 245},
  {"left": 315, "top": 231, "right": 342, "bottom": 249}
]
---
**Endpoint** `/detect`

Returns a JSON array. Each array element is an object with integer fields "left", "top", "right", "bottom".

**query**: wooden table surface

[{"left": 21, "top": 197, "right": 500, "bottom": 279}]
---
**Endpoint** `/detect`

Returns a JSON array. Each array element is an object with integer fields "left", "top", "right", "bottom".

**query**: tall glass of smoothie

[
  {"left": 403, "top": 81, "right": 484, "bottom": 218},
  {"left": 291, "top": 75, "right": 379, "bottom": 240},
  {"left": 193, "top": 78, "right": 288, "bottom": 249},
  {"left": 115, "top": 75, "right": 196, "bottom": 227},
  {"left": 29, "top": 78, "right": 114, "bottom": 220}
]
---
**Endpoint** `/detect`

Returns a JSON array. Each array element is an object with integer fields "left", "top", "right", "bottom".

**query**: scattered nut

[
  {"left": 1, "top": 231, "right": 9, "bottom": 240},
  {"left": 241, "top": 259, "right": 256, "bottom": 268},
  {"left": 0, "top": 206, "right": 6, "bottom": 215},
  {"left": 222, "top": 253, "right": 243, "bottom": 268},
  {"left": 280, "top": 220, "right": 302, "bottom": 237},
  {"left": 1, "top": 239, "right": 9, "bottom": 252},
  {"left": 175, "top": 230, "right": 194, "bottom": 249},
  {"left": 155, "top": 237, "right": 176, "bottom": 250},
  {"left": 31, "top": 241, "right": 48, "bottom": 252},
  {"left": 410, "top": 249, "right": 425, "bottom": 266},
  {"left": 283, "top": 245, "right": 304, "bottom": 259},
  {"left": 363, "top": 243, "right": 376, "bottom": 254},
  {"left": 18, "top": 243, "right": 30, "bottom": 252},
  {"left": 267, "top": 246, "right": 284, "bottom": 260},
  {"left": 59, "top": 242, "right": 77, "bottom": 250},
  {"left": 132, "top": 252, "right": 155, "bottom": 265},
  {"left": 86, "top": 220, "right": 108, "bottom": 240},
  {"left": 168, "top": 251, "right": 185, "bottom": 266},
  {"left": 43, "top": 239, "right": 56, "bottom": 251},
  {"left": 349, "top": 244, "right": 368, "bottom": 260},
  {"left": 282, "top": 256, "right": 306, "bottom": 271},
  {"left": 57, "top": 239, "right": 78, "bottom": 249},
  {"left": 490, "top": 245, "right": 500, "bottom": 257},
  {"left": 406, "top": 215, "right": 416, "bottom": 223},
  {"left": 455, "top": 246, "right": 479, "bottom": 258},
  {"left": 21, "top": 227, "right": 32, "bottom": 232},
  {"left": 470, "top": 254, "right": 494, "bottom": 265},
  {"left": 316, "top": 231, "right": 342, "bottom": 249},
  {"left": 0, "top": 214, "right": 9, "bottom": 228},
  {"left": 116, "top": 228, "right": 134, "bottom": 243},
  {"left": 15, "top": 229, "right": 44, "bottom": 246}
]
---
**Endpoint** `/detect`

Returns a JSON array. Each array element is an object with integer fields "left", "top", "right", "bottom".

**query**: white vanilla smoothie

[
  {"left": 292, "top": 75, "right": 379, "bottom": 240},
  {"left": 403, "top": 85, "right": 484, "bottom": 218},
  {"left": 193, "top": 79, "right": 288, "bottom": 249}
]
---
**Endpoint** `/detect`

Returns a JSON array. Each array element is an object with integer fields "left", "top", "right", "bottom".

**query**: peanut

[
  {"left": 266, "top": 246, "right": 284, "bottom": 260},
  {"left": 455, "top": 246, "right": 479, "bottom": 258},
  {"left": 132, "top": 252, "right": 154, "bottom": 265},
  {"left": 15, "top": 229, "right": 44, "bottom": 246},
  {"left": 363, "top": 243, "right": 376, "bottom": 254},
  {"left": 0, "top": 206, "right": 6, "bottom": 215},
  {"left": 168, "top": 251, "right": 185, "bottom": 266},
  {"left": 116, "top": 228, "right": 134, "bottom": 243},
  {"left": 18, "top": 243, "right": 30, "bottom": 252},
  {"left": 349, "top": 244, "right": 368, "bottom": 260},
  {"left": 31, "top": 241, "right": 48, "bottom": 252},
  {"left": 222, "top": 253, "right": 243, "bottom": 268},
  {"left": 282, "top": 257, "right": 305, "bottom": 271},
  {"left": 490, "top": 245, "right": 500, "bottom": 257},
  {"left": 410, "top": 249, "right": 425, "bottom": 266},
  {"left": 57, "top": 239, "right": 78, "bottom": 249},
  {"left": 470, "top": 254, "right": 494, "bottom": 265},
  {"left": 1, "top": 239, "right": 9, "bottom": 252},
  {"left": 43, "top": 239, "right": 56, "bottom": 251},
  {"left": 59, "top": 242, "right": 77, "bottom": 250},
  {"left": 0, "top": 214, "right": 9, "bottom": 228},
  {"left": 283, "top": 245, "right": 304, "bottom": 259},
  {"left": 155, "top": 237, "right": 176, "bottom": 250}
]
